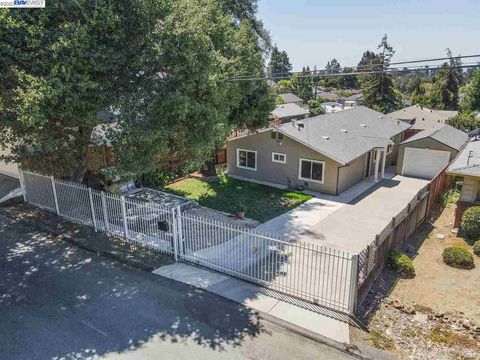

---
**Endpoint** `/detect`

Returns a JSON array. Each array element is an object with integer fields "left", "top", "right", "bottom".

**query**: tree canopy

[
  {"left": 268, "top": 45, "right": 292, "bottom": 78},
  {"left": 0, "top": 0, "right": 275, "bottom": 180}
]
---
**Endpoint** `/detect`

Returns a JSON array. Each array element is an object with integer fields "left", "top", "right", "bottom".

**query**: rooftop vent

[
  {"left": 360, "top": 123, "right": 367, "bottom": 128},
  {"left": 322, "top": 136, "right": 330, "bottom": 140},
  {"left": 297, "top": 122, "right": 305, "bottom": 129},
  {"left": 340, "top": 129, "right": 348, "bottom": 133}
]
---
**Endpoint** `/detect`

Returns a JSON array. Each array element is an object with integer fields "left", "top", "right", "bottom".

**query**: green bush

[
  {"left": 442, "top": 247, "right": 474, "bottom": 269},
  {"left": 473, "top": 241, "right": 480, "bottom": 257},
  {"left": 388, "top": 251, "right": 415, "bottom": 277},
  {"left": 461, "top": 206, "right": 480, "bottom": 240},
  {"left": 140, "top": 170, "right": 177, "bottom": 188}
]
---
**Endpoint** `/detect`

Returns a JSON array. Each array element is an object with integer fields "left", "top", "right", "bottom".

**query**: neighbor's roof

[
  {"left": 279, "top": 93, "right": 303, "bottom": 104},
  {"left": 388, "top": 105, "right": 458, "bottom": 131},
  {"left": 316, "top": 91, "right": 339, "bottom": 100},
  {"left": 339, "top": 93, "right": 362, "bottom": 101},
  {"left": 401, "top": 124, "right": 468, "bottom": 151},
  {"left": 275, "top": 106, "right": 410, "bottom": 165},
  {"left": 320, "top": 102, "right": 343, "bottom": 106},
  {"left": 271, "top": 103, "right": 309, "bottom": 119},
  {"left": 447, "top": 138, "right": 480, "bottom": 177}
]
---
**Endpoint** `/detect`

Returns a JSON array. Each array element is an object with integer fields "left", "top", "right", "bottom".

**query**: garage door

[{"left": 402, "top": 147, "right": 450, "bottom": 180}]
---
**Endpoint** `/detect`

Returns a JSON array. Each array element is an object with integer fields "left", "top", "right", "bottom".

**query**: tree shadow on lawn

[
  {"left": 354, "top": 221, "right": 434, "bottom": 327},
  {"left": 0, "top": 216, "right": 266, "bottom": 360},
  {"left": 165, "top": 178, "right": 311, "bottom": 223}
]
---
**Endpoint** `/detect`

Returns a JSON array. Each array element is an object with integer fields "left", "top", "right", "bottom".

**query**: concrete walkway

[
  {"left": 154, "top": 263, "right": 351, "bottom": 344},
  {"left": 255, "top": 167, "right": 397, "bottom": 240}
]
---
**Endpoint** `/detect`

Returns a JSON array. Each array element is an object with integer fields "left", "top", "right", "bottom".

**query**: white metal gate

[{"left": 20, "top": 170, "right": 359, "bottom": 315}]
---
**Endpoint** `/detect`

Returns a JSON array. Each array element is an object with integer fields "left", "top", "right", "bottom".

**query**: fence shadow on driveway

[{"left": 0, "top": 214, "right": 267, "bottom": 360}]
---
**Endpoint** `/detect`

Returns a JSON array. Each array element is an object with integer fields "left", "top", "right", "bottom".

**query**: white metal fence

[{"left": 20, "top": 170, "right": 358, "bottom": 315}]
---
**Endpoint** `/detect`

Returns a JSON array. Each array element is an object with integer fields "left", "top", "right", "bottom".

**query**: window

[
  {"left": 298, "top": 158, "right": 325, "bottom": 183},
  {"left": 271, "top": 131, "right": 284, "bottom": 141},
  {"left": 387, "top": 144, "right": 394, "bottom": 154},
  {"left": 237, "top": 148, "right": 257, "bottom": 171},
  {"left": 272, "top": 152, "right": 286, "bottom": 164}
]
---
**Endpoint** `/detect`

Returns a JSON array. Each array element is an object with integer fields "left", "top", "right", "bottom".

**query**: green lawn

[{"left": 164, "top": 177, "right": 312, "bottom": 223}]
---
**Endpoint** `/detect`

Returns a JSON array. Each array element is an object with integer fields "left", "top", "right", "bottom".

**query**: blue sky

[{"left": 258, "top": 0, "right": 480, "bottom": 71}]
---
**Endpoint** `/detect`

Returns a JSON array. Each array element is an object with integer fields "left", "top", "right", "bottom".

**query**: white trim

[
  {"left": 236, "top": 148, "right": 257, "bottom": 171},
  {"left": 298, "top": 158, "right": 325, "bottom": 184},
  {"left": 272, "top": 152, "right": 286, "bottom": 164},
  {"left": 386, "top": 143, "right": 394, "bottom": 155}
]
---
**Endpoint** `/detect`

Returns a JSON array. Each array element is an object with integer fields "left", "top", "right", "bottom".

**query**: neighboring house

[
  {"left": 226, "top": 106, "right": 410, "bottom": 195},
  {"left": 270, "top": 103, "right": 310, "bottom": 123},
  {"left": 397, "top": 124, "right": 468, "bottom": 180},
  {"left": 0, "top": 147, "right": 19, "bottom": 178},
  {"left": 315, "top": 91, "right": 339, "bottom": 101},
  {"left": 339, "top": 93, "right": 362, "bottom": 108},
  {"left": 278, "top": 93, "right": 304, "bottom": 106},
  {"left": 447, "top": 136, "right": 480, "bottom": 226},
  {"left": 320, "top": 102, "right": 344, "bottom": 113},
  {"left": 388, "top": 105, "right": 458, "bottom": 140}
]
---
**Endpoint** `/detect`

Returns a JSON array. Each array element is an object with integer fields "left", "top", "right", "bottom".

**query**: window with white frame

[
  {"left": 272, "top": 152, "right": 286, "bottom": 164},
  {"left": 298, "top": 158, "right": 325, "bottom": 183},
  {"left": 237, "top": 148, "right": 257, "bottom": 170}
]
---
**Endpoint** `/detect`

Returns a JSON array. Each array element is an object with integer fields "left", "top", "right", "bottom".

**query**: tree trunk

[
  {"left": 201, "top": 157, "right": 217, "bottom": 177},
  {"left": 70, "top": 125, "right": 94, "bottom": 183}
]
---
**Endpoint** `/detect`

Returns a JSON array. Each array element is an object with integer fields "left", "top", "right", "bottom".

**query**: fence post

[
  {"left": 120, "top": 196, "right": 129, "bottom": 239},
  {"left": 349, "top": 254, "right": 359, "bottom": 315},
  {"left": 50, "top": 176, "right": 60, "bottom": 215},
  {"left": 88, "top": 188, "right": 97, "bottom": 232},
  {"left": 18, "top": 168, "right": 27, "bottom": 202},
  {"left": 176, "top": 206, "right": 184, "bottom": 256},
  {"left": 101, "top": 192, "right": 110, "bottom": 233},
  {"left": 171, "top": 207, "right": 179, "bottom": 261}
]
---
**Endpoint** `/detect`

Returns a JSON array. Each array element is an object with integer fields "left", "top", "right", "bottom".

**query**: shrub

[
  {"left": 461, "top": 206, "right": 480, "bottom": 240},
  {"left": 442, "top": 246, "right": 474, "bottom": 269},
  {"left": 388, "top": 251, "right": 415, "bottom": 277},
  {"left": 473, "top": 241, "right": 480, "bottom": 257}
]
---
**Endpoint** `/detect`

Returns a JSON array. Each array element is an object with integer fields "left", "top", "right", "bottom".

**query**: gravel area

[{"left": 351, "top": 202, "right": 480, "bottom": 359}]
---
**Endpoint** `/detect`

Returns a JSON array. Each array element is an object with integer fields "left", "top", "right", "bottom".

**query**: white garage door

[{"left": 402, "top": 147, "right": 450, "bottom": 180}]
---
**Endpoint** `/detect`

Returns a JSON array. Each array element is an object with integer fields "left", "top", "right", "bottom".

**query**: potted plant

[{"left": 236, "top": 202, "right": 246, "bottom": 220}]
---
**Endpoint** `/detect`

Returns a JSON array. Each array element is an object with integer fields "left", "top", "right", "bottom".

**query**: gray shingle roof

[
  {"left": 279, "top": 93, "right": 303, "bottom": 104},
  {"left": 401, "top": 124, "right": 468, "bottom": 151},
  {"left": 275, "top": 106, "right": 410, "bottom": 164},
  {"left": 271, "top": 103, "right": 309, "bottom": 119},
  {"left": 388, "top": 105, "right": 458, "bottom": 131},
  {"left": 447, "top": 138, "right": 480, "bottom": 177}
]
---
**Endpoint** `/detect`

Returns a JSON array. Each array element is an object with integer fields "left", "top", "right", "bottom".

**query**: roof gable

[{"left": 401, "top": 124, "right": 468, "bottom": 151}]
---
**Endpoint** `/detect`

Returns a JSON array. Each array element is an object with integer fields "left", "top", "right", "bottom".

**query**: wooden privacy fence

[{"left": 356, "top": 167, "right": 452, "bottom": 307}]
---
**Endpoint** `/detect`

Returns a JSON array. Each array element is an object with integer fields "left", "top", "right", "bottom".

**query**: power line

[{"left": 228, "top": 54, "right": 480, "bottom": 81}]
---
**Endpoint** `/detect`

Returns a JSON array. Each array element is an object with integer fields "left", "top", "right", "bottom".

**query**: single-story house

[
  {"left": 397, "top": 124, "right": 468, "bottom": 180},
  {"left": 339, "top": 93, "right": 362, "bottom": 108},
  {"left": 227, "top": 106, "right": 410, "bottom": 195},
  {"left": 320, "top": 102, "right": 344, "bottom": 113},
  {"left": 270, "top": 103, "right": 309, "bottom": 123},
  {"left": 278, "top": 93, "right": 304, "bottom": 106},
  {"left": 388, "top": 105, "right": 458, "bottom": 140},
  {"left": 446, "top": 136, "right": 480, "bottom": 226}
]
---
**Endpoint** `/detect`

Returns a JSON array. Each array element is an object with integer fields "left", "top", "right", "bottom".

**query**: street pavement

[{"left": 0, "top": 211, "right": 354, "bottom": 360}]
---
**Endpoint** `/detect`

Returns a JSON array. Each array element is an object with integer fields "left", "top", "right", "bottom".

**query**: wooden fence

[{"left": 356, "top": 167, "right": 452, "bottom": 308}]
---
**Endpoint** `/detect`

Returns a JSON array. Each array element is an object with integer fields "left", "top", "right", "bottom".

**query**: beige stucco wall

[
  {"left": 0, "top": 147, "right": 19, "bottom": 178},
  {"left": 338, "top": 154, "right": 367, "bottom": 194},
  {"left": 396, "top": 138, "right": 458, "bottom": 174},
  {"left": 227, "top": 131, "right": 346, "bottom": 195},
  {"left": 460, "top": 177, "right": 479, "bottom": 203}
]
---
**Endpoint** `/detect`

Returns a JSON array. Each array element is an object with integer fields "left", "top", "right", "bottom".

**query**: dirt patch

[
  {"left": 0, "top": 202, "right": 174, "bottom": 271},
  {"left": 351, "top": 202, "right": 480, "bottom": 359}
]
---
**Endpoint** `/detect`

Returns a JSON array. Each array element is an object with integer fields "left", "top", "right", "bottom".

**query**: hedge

[
  {"left": 388, "top": 251, "right": 415, "bottom": 277},
  {"left": 461, "top": 206, "right": 480, "bottom": 240},
  {"left": 442, "top": 246, "right": 474, "bottom": 269}
]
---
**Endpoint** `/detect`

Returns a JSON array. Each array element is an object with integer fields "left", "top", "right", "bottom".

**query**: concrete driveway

[
  {"left": 0, "top": 213, "right": 353, "bottom": 360},
  {"left": 301, "top": 175, "right": 430, "bottom": 252}
]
